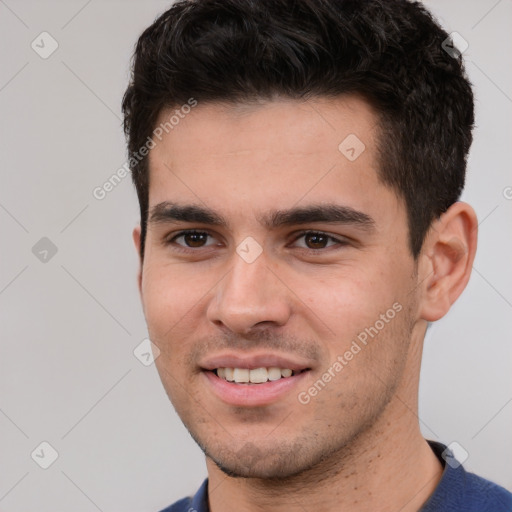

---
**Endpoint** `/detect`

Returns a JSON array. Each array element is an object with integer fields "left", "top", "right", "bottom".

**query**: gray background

[{"left": 0, "top": 1, "right": 511, "bottom": 510}]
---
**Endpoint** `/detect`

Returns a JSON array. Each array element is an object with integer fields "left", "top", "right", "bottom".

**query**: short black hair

[{"left": 122, "top": 0, "right": 474, "bottom": 260}]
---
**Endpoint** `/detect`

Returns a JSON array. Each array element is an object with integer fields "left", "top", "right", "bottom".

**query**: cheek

[
  {"left": 142, "top": 264, "right": 206, "bottom": 405},
  {"left": 140, "top": 261, "right": 203, "bottom": 347},
  {"left": 297, "top": 267, "right": 403, "bottom": 338}
]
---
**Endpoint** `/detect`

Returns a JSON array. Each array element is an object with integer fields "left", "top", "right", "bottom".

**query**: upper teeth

[{"left": 217, "top": 367, "right": 293, "bottom": 383}]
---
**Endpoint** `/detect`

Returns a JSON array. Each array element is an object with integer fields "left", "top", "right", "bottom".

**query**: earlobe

[
  {"left": 132, "top": 225, "right": 143, "bottom": 298},
  {"left": 419, "top": 202, "right": 478, "bottom": 322}
]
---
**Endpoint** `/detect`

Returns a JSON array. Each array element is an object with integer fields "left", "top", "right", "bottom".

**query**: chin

[
  {"left": 214, "top": 456, "right": 307, "bottom": 480},
  {"left": 199, "top": 439, "right": 295, "bottom": 479},
  {"left": 205, "top": 438, "right": 341, "bottom": 481}
]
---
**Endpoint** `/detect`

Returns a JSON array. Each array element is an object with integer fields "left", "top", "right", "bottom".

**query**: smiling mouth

[{"left": 210, "top": 367, "right": 309, "bottom": 384}]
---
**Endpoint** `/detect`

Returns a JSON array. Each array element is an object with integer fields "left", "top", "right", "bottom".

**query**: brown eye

[
  {"left": 183, "top": 232, "right": 209, "bottom": 247},
  {"left": 304, "top": 232, "right": 330, "bottom": 249},
  {"left": 169, "top": 230, "right": 216, "bottom": 249},
  {"left": 291, "top": 231, "right": 345, "bottom": 251}
]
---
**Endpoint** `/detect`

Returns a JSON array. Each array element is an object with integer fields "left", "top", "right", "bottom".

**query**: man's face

[{"left": 137, "top": 96, "right": 422, "bottom": 478}]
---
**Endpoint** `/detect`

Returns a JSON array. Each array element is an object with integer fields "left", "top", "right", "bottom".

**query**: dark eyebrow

[
  {"left": 148, "top": 202, "right": 227, "bottom": 226},
  {"left": 148, "top": 201, "right": 375, "bottom": 231},
  {"left": 261, "top": 204, "right": 376, "bottom": 231}
]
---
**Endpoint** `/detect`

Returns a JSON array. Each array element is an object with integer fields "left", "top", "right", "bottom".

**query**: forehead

[
  {"left": 146, "top": 96, "right": 400, "bottom": 223},
  {"left": 150, "top": 95, "right": 378, "bottom": 162}
]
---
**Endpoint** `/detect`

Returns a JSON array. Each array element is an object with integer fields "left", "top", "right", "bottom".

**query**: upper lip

[{"left": 200, "top": 353, "right": 312, "bottom": 372}]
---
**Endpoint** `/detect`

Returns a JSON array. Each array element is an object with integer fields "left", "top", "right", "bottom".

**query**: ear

[
  {"left": 418, "top": 202, "right": 478, "bottom": 322},
  {"left": 132, "top": 224, "right": 143, "bottom": 299}
]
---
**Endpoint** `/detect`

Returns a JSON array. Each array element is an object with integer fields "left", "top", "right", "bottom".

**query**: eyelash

[{"left": 165, "top": 229, "right": 348, "bottom": 252}]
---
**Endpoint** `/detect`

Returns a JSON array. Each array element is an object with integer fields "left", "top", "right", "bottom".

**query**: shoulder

[
  {"left": 158, "top": 496, "right": 194, "bottom": 512},
  {"left": 422, "top": 462, "right": 512, "bottom": 511},
  {"left": 157, "top": 479, "right": 209, "bottom": 512},
  {"left": 422, "top": 441, "right": 512, "bottom": 511},
  {"left": 461, "top": 471, "right": 512, "bottom": 511}
]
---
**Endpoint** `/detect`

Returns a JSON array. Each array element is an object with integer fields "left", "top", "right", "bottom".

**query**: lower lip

[{"left": 202, "top": 370, "right": 310, "bottom": 407}]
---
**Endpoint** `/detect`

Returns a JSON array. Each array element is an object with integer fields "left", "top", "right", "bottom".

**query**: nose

[{"left": 206, "top": 249, "right": 292, "bottom": 335}]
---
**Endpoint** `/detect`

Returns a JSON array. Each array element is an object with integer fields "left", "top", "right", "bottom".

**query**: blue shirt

[{"left": 159, "top": 441, "right": 512, "bottom": 511}]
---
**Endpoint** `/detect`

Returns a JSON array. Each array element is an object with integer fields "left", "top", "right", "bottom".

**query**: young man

[{"left": 122, "top": 0, "right": 512, "bottom": 510}]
